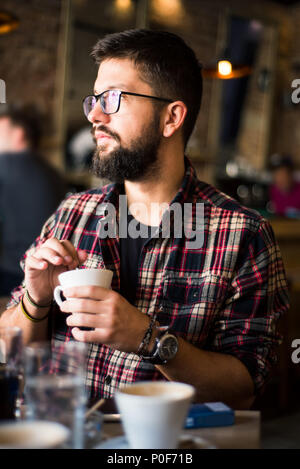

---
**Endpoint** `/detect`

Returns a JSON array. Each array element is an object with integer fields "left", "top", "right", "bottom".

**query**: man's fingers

[
  {"left": 60, "top": 298, "right": 105, "bottom": 314},
  {"left": 78, "top": 249, "right": 88, "bottom": 264},
  {"left": 32, "top": 247, "right": 66, "bottom": 266},
  {"left": 71, "top": 327, "right": 105, "bottom": 343},
  {"left": 26, "top": 255, "right": 49, "bottom": 270},
  {"left": 66, "top": 312, "right": 109, "bottom": 328},
  {"left": 43, "top": 238, "right": 74, "bottom": 259},
  {"left": 66, "top": 312, "right": 96, "bottom": 328},
  {"left": 28, "top": 239, "right": 87, "bottom": 270},
  {"left": 43, "top": 239, "right": 82, "bottom": 267},
  {"left": 60, "top": 240, "right": 82, "bottom": 265}
]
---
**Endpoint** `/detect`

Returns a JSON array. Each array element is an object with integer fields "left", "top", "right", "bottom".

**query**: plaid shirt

[{"left": 8, "top": 157, "right": 289, "bottom": 399}]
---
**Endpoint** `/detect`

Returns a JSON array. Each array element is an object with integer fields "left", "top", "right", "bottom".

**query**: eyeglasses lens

[
  {"left": 83, "top": 95, "right": 96, "bottom": 118},
  {"left": 83, "top": 90, "right": 120, "bottom": 117},
  {"left": 102, "top": 90, "right": 120, "bottom": 114}
]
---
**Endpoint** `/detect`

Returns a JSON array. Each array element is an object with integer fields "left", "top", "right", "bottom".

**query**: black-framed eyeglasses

[{"left": 82, "top": 89, "right": 173, "bottom": 118}]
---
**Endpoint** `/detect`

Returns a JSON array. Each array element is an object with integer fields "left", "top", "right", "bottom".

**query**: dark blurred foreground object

[
  {"left": 269, "top": 154, "right": 300, "bottom": 218},
  {"left": 0, "top": 106, "right": 67, "bottom": 295}
]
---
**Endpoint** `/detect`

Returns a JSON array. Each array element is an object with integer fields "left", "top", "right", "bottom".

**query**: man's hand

[
  {"left": 24, "top": 239, "right": 87, "bottom": 306},
  {"left": 59, "top": 286, "right": 150, "bottom": 353}
]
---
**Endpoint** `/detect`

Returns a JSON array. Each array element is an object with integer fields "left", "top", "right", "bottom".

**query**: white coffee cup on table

[
  {"left": 54, "top": 268, "right": 113, "bottom": 306},
  {"left": 115, "top": 381, "right": 195, "bottom": 449}
]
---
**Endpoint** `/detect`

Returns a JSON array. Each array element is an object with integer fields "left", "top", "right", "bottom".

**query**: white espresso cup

[
  {"left": 115, "top": 381, "right": 195, "bottom": 449},
  {"left": 54, "top": 268, "right": 113, "bottom": 306}
]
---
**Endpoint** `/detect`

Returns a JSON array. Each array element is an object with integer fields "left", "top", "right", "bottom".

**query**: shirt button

[{"left": 105, "top": 375, "right": 112, "bottom": 385}]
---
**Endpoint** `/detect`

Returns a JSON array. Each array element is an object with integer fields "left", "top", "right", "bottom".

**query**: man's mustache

[{"left": 91, "top": 126, "right": 121, "bottom": 144}]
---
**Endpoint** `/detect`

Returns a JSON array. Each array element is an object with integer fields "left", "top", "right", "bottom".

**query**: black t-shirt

[{"left": 119, "top": 211, "right": 157, "bottom": 305}]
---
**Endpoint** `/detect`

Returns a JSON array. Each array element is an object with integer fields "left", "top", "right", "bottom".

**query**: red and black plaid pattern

[{"left": 7, "top": 158, "right": 290, "bottom": 399}]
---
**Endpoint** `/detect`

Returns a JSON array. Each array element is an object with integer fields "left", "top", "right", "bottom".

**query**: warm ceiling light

[
  {"left": 115, "top": 0, "right": 131, "bottom": 11},
  {"left": 218, "top": 60, "right": 232, "bottom": 77},
  {"left": 152, "top": 0, "right": 182, "bottom": 17},
  {"left": 202, "top": 65, "right": 252, "bottom": 80},
  {"left": 203, "top": 47, "right": 252, "bottom": 80},
  {"left": 203, "top": 64, "right": 252, "bottom": 80},
  {"left": 0, "top": 11, "right": 19, "bottom": 35}
]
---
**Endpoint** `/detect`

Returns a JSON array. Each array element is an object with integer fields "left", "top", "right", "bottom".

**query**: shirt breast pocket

[{"left": 159, "top": 273, "right": 228, "bottom": 345}]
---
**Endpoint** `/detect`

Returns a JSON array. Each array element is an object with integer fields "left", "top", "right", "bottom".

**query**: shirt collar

[
  {"left": 101, "top": 155, "right": 198, "bottom": 208},
  {"left": 96, "top": 156, "right": 199, "bottom": 239}
]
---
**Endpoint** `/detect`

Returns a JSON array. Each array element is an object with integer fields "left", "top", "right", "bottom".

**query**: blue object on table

[{"left": 185, "top": 402, "right": 235, "bottom": 428}]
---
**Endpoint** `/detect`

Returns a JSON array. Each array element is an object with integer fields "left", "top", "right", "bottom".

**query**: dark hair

[
  {"left": 91, "top": 29, "right": 202, "bottom": 146},
  {"left": 0, "top": 105, "right": 42, "bottom": 148},
  {"left": 269, "top": 153, "right": 294, "bottom": 171}
]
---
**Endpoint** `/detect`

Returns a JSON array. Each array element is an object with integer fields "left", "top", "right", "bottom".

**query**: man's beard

[{"left": 91, "top": 112, "right": 161, "bottom": 183}]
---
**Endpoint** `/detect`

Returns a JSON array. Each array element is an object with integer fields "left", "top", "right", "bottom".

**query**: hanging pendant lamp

[
  {"left": 0, "top": 11, "right": 19, "bottom": 35},
  {"left": 203, "top": 48, "right": 252, "bottom": 79}
]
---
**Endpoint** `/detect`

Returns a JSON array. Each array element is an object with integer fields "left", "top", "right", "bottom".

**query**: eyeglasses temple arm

[{"left": 121, "top": 91, "right": 172, "bottom": 103}]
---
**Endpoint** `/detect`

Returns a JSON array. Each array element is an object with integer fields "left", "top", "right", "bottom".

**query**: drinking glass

[
  {"left": 24, "top": 340, "right": 87, "bottom": 449},
  {"left": 0, "top": 327, "right": 23, "bottom": 420}
]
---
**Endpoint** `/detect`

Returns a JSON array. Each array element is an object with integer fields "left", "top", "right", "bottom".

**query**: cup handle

[{"left": 54, "top": 285, "right": 64, "bottom": 307}]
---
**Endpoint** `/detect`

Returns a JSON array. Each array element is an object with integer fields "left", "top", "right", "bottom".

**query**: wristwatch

[{"left": 141, "top": 328, "right": 178, "bottom": 365}]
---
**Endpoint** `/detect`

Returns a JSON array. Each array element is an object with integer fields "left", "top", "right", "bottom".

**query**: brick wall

[{"left": 0, "top": 0, "right": 63, "bottom": 167}]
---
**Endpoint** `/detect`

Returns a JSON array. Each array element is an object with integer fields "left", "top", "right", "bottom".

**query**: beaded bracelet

[
  {"left": 137, "top": 313, "right": 157, "bottom": 356},
  {"left": 25, "top": 289, "right": 52, "bottom": 309},
  {"left": 20, "top": 295, "right": 50, "bottom": 323}
]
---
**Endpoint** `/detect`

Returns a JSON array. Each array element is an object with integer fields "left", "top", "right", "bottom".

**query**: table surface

[
  {"left": 101, "top": 410, "right": 261, "bottom": 450},
  {"left": 19, "top": 403, "right": 259, "bottom": 449}
]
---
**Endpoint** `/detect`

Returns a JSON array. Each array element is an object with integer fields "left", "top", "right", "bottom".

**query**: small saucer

[{"left": 94, "top": 433, "right": 216, "bottom": 449}]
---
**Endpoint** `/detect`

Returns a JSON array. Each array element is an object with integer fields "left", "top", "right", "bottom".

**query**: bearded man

[{"left": 0, "top": 29, "right": 289, "bottom": 409}]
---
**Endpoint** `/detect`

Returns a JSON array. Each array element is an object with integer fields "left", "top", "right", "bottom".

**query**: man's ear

[{"left": 161, "top": 101, "right": 187, "bottom": 139}]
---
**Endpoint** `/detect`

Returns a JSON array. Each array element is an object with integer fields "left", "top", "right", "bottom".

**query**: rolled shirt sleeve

[{"left": 209, "top": 220, "right": 290, "bottom": 394}]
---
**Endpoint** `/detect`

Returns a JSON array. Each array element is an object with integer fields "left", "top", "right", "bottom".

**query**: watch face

[{"left": 159, "top": 335, "right": 178, "bottom": 361}]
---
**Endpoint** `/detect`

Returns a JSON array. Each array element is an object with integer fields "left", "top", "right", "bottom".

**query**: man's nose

[{"left": 87, "top": 100, "right": 110, "bottom": 124}]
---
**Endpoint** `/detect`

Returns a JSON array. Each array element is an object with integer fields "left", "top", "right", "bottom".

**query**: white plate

[
  {"left": 94, "top": 434, "right": 216, "bottom": 449},
  {"left": 0, "top": 421, "right": 70, "bottom": 449}
]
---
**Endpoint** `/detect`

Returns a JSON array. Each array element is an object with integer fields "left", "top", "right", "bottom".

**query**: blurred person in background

[
  {"left": 0, "top": 106, "right": 67, "bottom": 295},
  {"left": 269, "top": 154, "right": 300, "bottom": 217}
]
